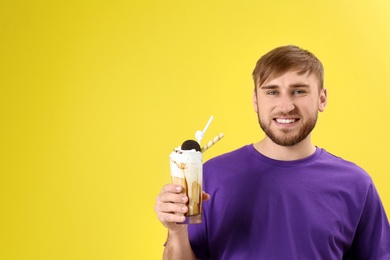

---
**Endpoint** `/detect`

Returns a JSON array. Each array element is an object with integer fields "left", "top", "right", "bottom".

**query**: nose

[{"left": 277, "top": 96, "right": 295, "bottom": 114}]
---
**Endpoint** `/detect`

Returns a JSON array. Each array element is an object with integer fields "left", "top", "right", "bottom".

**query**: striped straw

[{"left": 201, "top": 133, "right": 224, "bottom": 153}]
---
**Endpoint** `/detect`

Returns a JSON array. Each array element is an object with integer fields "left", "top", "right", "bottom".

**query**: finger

[
  {"left": 161, "top": 184, "right": 184, "bottom": 194},
  {"left": 202, "top": 191, "right": 211, "bottom": 201},
  {"left": 156, "top": 201, "right": 188, "bottom": 215},
  {"left": 155, "top": 203, "right": 187, "bottom": 225},
  {"left": 159, "top": 212, "right": 186, "bottom": 224},
  {"left": 157, "top": 192, "right": 188, "bottom": 205}
]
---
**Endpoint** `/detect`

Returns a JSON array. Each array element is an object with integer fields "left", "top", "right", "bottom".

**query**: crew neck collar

[{"left": 246, "top": 144, "right": 322, "bottom": 167}]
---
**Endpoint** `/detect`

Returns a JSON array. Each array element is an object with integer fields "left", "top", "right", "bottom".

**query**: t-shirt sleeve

[{"left": 346, "top": 183, "right": 390, "bottom": 259}]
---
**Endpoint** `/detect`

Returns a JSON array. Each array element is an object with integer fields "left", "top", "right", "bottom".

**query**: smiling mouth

[{"left": 274, "top": 118, "right": 299, "bottom": 124}]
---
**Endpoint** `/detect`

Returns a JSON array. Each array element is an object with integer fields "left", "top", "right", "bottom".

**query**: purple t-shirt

[{"left": 188, "top": 145, "right": 390, "bottom": 259}]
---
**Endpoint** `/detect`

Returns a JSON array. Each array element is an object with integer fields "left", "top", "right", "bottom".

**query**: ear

[
  {"left": 253, "top": 90, "right": 259, "bottom": 113},
  {"left": 318, "top": 88, "right": 327, "bottom": 112}
]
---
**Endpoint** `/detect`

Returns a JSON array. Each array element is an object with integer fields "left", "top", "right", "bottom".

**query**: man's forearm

[{"left": 163, "top": 227, "right": 196, "bottom": 260}]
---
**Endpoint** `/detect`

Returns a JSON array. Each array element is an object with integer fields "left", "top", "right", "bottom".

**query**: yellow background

[{"left": 1, "top": 1, "right": 389, "bottom": 259}]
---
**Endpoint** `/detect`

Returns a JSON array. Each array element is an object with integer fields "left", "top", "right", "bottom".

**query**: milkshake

[{"left": 170, "top": 140, "right": 203, "bottom": 224}]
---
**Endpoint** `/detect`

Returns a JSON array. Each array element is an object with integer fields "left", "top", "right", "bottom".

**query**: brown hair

[{"left": 252, "top": 45, "right": 324, "bottom": 91}]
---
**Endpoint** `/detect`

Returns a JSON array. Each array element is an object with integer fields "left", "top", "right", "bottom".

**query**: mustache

[{"left": 272, "top": 112, "right": 300, "bottom": 118}]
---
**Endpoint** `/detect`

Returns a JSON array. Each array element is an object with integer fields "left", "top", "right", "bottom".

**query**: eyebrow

[
  {"left": 260, "top": 83, "right": 310, "bottom": 89},
  {"left": 260, "top": 85, "right": 278, "bottom": 90},
  {"left": 290, "top": 83, "right": 310, "bottom": 88}
]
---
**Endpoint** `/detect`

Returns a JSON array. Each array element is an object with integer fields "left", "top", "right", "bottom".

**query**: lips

[
  {"left": 275, "top": 118, "right": 297, "bottom": 124},
  {"left": 274, "top": 117, "right": 300, "bottom": 124}
]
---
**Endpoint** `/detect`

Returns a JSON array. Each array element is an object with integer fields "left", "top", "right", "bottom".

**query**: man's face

[{"left": 253, "top": 70, "right": 327, "bottom": 147}]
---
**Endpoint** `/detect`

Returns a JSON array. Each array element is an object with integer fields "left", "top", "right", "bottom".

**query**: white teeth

[{"left": 276, "top": 118, "right": 296, "bottom": 124}]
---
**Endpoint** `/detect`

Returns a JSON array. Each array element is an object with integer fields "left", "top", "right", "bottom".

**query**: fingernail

[
  {"left": 175, "top": 186, "right": 181, "bottom": 192},
  {"left": 182, "top": 196, "right": 187, "bottom": 202},
  {"left": 181, "top": 206, "right": 187, "bottom": 212}
]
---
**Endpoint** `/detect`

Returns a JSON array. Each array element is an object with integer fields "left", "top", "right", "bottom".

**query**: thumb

[{"left": 202, "top": 191, "right": 211, "bottom": 201}]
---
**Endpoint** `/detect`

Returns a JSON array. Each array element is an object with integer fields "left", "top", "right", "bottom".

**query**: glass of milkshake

[{"left": 170, "top": 141, "right": 203, "bottom": 224}]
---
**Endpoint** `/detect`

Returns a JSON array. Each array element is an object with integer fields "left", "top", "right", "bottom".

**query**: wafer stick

[{"left": 201, "top": 133, "right": 224, "bottom": 152}]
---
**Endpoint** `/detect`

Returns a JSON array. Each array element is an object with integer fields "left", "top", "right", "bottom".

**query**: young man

[{"left": 155, "top": 45, "right": 390, "bottom": 259}]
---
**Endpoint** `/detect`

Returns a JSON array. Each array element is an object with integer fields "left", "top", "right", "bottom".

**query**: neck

[{"left": 253, "top": 136, "right": 316, "bottom": 161}]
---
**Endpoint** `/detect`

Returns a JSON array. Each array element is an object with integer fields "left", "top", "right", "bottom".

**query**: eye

[
  {"left": 267, "top": 91, "right": 278, "bottom": 95},
  {"left": 293, "top": 89, "right": 306, "bottom": 95}
]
